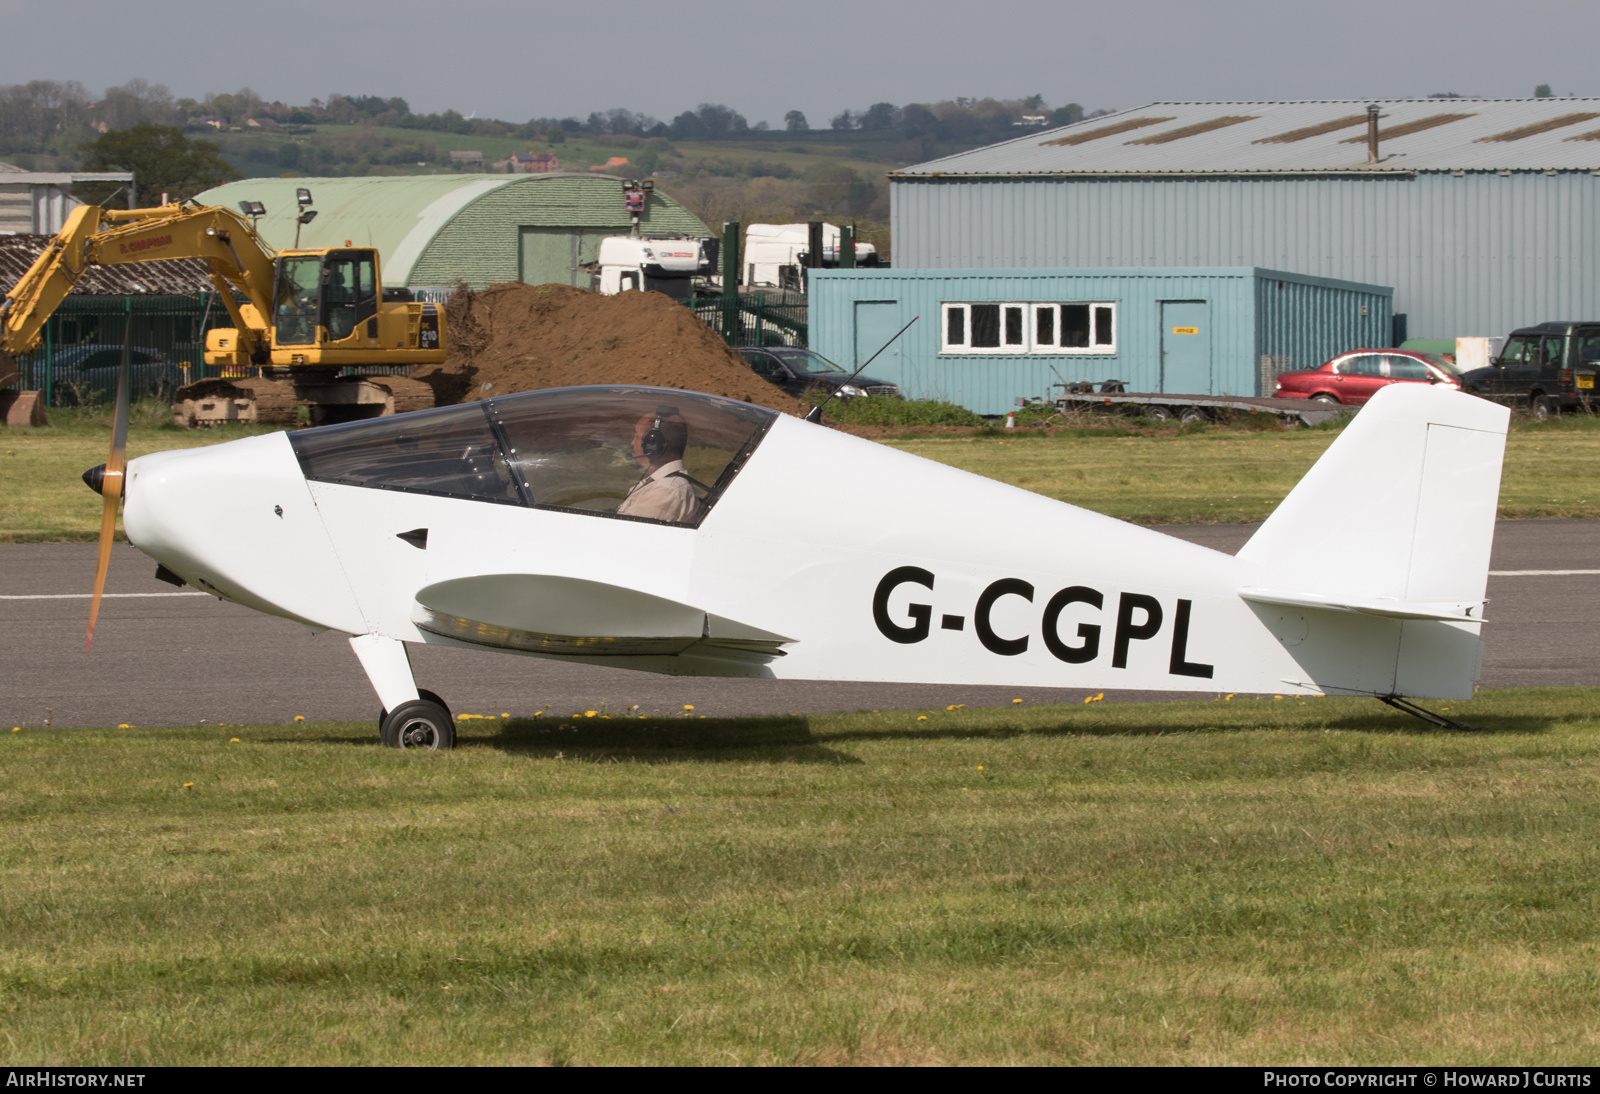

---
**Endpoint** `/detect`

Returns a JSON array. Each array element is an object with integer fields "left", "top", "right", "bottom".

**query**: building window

[
  {"left": 1031, "top": 303, "right": 1116, "bottom": 353},
  {"left": 941, "top": 303, "right": 1028, "bottom": 354},
  {"left": 941, "top": 301, "right": 1115, "bottom": 354}
]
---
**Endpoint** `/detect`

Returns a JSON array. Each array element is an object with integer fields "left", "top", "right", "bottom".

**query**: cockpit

[{"left": 287, "top": 386, "right": 778, "bottom": 528}]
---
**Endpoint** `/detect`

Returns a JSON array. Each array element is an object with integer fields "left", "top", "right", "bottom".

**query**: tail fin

[{"left": 1237, "top": 384, "right": 1509, "bottom": 698}]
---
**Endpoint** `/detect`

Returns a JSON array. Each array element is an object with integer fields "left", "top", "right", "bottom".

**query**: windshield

[
  {"left": 273, "top": 257, "right": 321, "bottom": 346},
  {"left": 768, "top": 348, "right": 847, "bottom": 375},
  {"left": 1417, "top": 353, "right": 1462, "bottom": 377},
  {"left": 288, "top": 386, "right": 777, "bottom": 528}
]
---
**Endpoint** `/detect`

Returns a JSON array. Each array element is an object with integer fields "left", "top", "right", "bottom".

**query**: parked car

[
  {"left": 25, "top": 344, "right": 176, "bottom": 403},
  {"left": 1273, "top": 349, "right": 1461, "bottom": 406},
  {"left": 736, "top": 346, "right": 901, "bottom": 400},
  {"left": 1458, "top": 322, "right": 1600, "bottom": 419},
  {"left": 47, "top": 344, "right": 170, "bottom": 382}
]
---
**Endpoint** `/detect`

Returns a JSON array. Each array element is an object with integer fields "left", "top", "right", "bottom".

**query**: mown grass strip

[{"left": 4, "top": 689, "right": 1600, "bottom": 1064}]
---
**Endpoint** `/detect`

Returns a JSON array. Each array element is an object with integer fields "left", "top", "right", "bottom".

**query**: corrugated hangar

[
  {"left": 197, "top": 174, "right": 709, "bottom": 291},
  {"left": 890, "top": 99, "right": 1600, "bottom": 345},
  {"left": 810, "top": 266, "right": 1392, "bottom": 415}
]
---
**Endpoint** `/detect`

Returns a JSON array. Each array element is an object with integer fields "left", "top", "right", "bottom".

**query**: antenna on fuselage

[{"left": 804, "top": 314, "right": 919, "bottom": 424}]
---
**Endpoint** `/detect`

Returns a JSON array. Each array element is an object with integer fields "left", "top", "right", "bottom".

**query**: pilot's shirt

[{"left": 616, "top": 459, "right": 702, "bottom": 523}]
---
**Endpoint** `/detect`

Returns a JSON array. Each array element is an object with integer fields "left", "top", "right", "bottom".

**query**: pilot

[{"left": 616, "top": 406, "right": 704, "bottom": 523}]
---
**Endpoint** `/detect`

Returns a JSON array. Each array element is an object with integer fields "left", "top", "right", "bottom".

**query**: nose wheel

[{"left": 379, "top": 689, "right": 455, "bottom": 751}]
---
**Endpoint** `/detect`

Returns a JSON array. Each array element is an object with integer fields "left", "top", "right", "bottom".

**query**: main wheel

[
  {"left": 378, "top": 689, "right": 449, "bottom": 731},
  {"left": 1310, "top": 393, "right": 1340, "bottom": 406},
  {"left": 381, "top": 695, "right": 456, "bottom": 751}
]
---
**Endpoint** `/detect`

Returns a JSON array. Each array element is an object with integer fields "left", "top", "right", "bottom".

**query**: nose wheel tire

[{"left": 380, "top": 691, "right": 455, "bottom": 751}]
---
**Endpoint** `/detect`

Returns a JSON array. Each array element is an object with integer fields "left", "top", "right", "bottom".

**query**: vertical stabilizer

[{"left": 1236, "top": 384, "right": 1508, "bottom": 698}]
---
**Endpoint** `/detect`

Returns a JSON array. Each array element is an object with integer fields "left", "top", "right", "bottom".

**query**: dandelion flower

[
  {"left": 293, "top": 715, "right": 305, "bottom": 722},
  {"left": 118, "top": 723, "right": 130, "bottom": 729},
  {"left": 917, "top": 715, "right": 927, "bottom": 721},
  {"left": 501, "top": 713, "right": 509, "bottom": 718},
  {"left": 978, "top": 766, "right": 985, "bottom": 771},
  {"left": 230, "top": 738, "right": 240, "bottom": 743},
  {"left": 683, "top": 704, "right": 694, "bottom": 711},
  {"left": 182, "top": 782, "right": 193, "bottom": 789},
  {"left": 1012, "top": 698, "right": 1023, "bottom": 704},
  {"left": 11, "top": 727, "right": 19, "bottom": 733},
  {"left": 585, "top": 710, "right": 597, "bottom": 718}
]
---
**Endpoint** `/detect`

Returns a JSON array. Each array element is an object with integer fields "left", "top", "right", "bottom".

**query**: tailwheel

[{"left": 380, "top": 690, "right": 455, "bottom": 751}]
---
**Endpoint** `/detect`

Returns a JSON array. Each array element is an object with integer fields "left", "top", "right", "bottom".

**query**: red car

[{"left": 1274, "top": 350, "right": 1462, "bottom": 406}]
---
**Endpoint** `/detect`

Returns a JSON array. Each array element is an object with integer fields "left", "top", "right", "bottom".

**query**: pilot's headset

[{"left": 640, "top": 405, "right": 680, "bottom": 459}]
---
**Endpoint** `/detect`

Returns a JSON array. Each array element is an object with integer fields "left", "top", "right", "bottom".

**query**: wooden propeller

[{"left": 85, "top": 328, "right": 131, "bottom": 653}]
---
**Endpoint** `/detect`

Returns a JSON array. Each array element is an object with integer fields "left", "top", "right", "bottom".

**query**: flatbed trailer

[{"left": 1050, "top": 389, "right": 1342, "bottom": 427}]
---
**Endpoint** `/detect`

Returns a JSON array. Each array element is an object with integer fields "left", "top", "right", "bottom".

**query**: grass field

[
  {"left": 6, "top": 406, "right": 1600, "bottom": 541},
  {"left": 5, "top": 690, "right": 1600, "bottom": 1064}
]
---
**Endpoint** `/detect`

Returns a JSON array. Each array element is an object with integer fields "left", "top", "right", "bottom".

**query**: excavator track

[
  {"left": 173, "top": 376, "right": 298, "bottom": 427},
  {"left": 172, "top": 373, "right": 436, "bottom": 428}
]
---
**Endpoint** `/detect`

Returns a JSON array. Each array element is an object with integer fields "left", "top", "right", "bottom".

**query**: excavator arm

[{"left": 1, "top": 203, "right": 279, "bottom": 360}]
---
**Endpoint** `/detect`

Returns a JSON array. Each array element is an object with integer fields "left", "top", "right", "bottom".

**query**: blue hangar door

[{"left": 1160, "top": 301, "right": 1212, "bottom": 394}]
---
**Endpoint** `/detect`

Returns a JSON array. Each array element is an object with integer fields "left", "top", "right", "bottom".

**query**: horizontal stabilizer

[{"left": 1238, "top": 586, "right": 1484, "bottom": 622}]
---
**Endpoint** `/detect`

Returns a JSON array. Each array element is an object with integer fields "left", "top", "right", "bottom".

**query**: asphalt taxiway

[{"left": 5, "top": 520, "right": 1596, "bottom": 728}]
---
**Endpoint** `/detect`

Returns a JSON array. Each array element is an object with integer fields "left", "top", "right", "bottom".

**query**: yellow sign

[
  {"left": 1577, "top": 374, "right": 1595, "bottom": 390},
  {"left": 1172, "top": 326, "right": 1199, "bottom": 335}
]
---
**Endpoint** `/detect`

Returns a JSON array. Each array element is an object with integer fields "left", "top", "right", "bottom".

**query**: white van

[
  {"left": 743, "top": 223, "right": 878, "bottom": 293},
  {"left": 592, "top": 235, "right": 715, "bottom": 300}
]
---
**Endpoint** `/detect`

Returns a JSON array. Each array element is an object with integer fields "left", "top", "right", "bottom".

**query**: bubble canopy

[{"left": 288, "top": 386, "right": 778, "bottom": 527}]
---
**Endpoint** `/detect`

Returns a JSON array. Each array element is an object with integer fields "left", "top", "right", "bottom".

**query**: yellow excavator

[{"left": 0, "top": 199, "right": 446, "bottom": 426}]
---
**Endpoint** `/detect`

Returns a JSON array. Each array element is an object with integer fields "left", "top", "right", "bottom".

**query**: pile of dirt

[{"left": 415, "top": 283, "right": 809, "bottom": 416}]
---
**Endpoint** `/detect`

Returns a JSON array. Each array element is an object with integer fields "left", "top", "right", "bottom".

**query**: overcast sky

[{"left": 5, "top": 0, "right": 1598, "bottom": 125}]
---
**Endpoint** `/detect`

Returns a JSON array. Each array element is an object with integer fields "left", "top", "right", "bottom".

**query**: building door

[
  {"left": 854, "top": 301, "right": 901, "bottom": 375},
  {"left": 519, "top": 228, "right": 578, "bottom": 286},
  {"left": 1161, "top": 301, "right": 1211, "bottom": 394}
]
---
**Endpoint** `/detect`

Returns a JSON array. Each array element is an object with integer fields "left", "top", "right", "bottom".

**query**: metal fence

[
  {"left": 692, "top": 290, "right": 808, "bottom": 348},
  {"left": 6, "top": 293, "right": 232, "bottom": 407}
]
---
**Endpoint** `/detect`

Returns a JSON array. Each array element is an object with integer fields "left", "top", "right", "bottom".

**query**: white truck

[
  {"left": 591, "top": 235, "right": 716, "bottom": 300},
  {"left": 743, "top": 223, "right": 878, "bottom": 293}
]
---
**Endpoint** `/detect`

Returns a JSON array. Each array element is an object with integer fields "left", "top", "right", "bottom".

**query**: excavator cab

[{"left": 272, "top": 249, "right": 379, "bottom": 348}]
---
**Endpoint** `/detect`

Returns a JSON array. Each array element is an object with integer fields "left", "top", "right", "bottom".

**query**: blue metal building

[
  {"left": 808, "top": 266, "right": 1391, "bottom": 416},
  {"left": 890, "top": 99, "right": 1600, "bottom": 347}
]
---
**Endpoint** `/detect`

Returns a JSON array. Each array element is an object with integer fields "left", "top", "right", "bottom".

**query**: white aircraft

[{"left": 82, "top": 363, "right": 1508, "bottom": 748}]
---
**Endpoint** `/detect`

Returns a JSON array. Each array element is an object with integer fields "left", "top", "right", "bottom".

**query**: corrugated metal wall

[
  {"left": 891, "top": 172, "right": 1599, "bottom": 341},
  {"left": 810, "top": 269, "right": 1247, "bottom": 415},
  {"left": 408, "top": 179, "right": 710, "bottom": 288},
  {"left": 810, "top": 267, "right": 1392, "bottom": 414},
  {"left": 1254, "top": 270, "right": 1392, "bottom": 393}
]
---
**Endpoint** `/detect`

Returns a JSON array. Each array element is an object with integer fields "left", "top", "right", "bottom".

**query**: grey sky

[{"left": 5, "top": 0, "right": 1597, "bottom": 125}]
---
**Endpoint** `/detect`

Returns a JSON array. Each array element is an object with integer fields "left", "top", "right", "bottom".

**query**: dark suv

[
  {"left": 737, "top": 346, "right": 901, "bottom": 400},
  {"left": 1460, "top": 322, "right": 1600, "bottom": 418}
]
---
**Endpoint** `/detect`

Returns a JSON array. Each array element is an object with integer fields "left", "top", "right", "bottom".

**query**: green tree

[
  {"left": 75, "top": 123, "right": 239, "bottom": 205},
  {"left": 1535, "top": 84, "right": 1554, "bottom": 98}
]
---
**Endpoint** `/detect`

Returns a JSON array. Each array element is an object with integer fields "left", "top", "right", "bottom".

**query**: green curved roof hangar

[{"left": 196, "top": 174, "right": 710, "bottom": 290}]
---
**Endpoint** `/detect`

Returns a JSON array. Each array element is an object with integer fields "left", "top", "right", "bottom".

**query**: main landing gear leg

[
  {"left": 349, "top": 634, "right": 456, "bottom": 750},
  {"left": 1378, "top": 695, "right": 1480, "bottom": 732}
]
